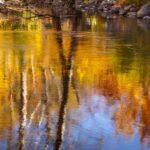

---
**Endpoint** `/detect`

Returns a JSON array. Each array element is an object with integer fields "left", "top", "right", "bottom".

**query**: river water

[{"left": 0, "top": 12, "right": 149, "bottom": 150}]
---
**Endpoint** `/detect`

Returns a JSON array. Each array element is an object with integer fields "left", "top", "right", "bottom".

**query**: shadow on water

[
  {"left": 52, "top": 11, "right": 81, "bottom": 150},
  {"left": 41, "top": 68, "right": 51, "bottom": 149},
  {"left": 18, "top": 50, "right": 26, "bottom": 150}
]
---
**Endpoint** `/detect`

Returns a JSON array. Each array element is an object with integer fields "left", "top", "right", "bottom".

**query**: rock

[
  {"left": 129, "top": 6, "right": 138, "bottom": 12},
  {"left": 137, "top": 2, "right": 150, "bottom": 18},
  {"left": 100, "top": 0, "right": 114, "bottom": 7},
  {"left": 98, "top": 5, "right": 103, "bottom": 11},
  {"left": 106, "top": 14, "right": 117, "bottom": 19},
  {"left": 84, "top": 7, "right": 89, "bottom": 10},
  {"left": 143, "top": 16, "right": 150, "bottom": 20},
  {"left": 77, "top": 4, "right": 83, "bottom": 8},
  {"left": 101, "top": 0, "right": 108, "bottom": 6},
  {"left": 103, "top": 7, "right": 109, "bottom": 12},
  {"left": 101, "top": 12, "right": 109, "bottom": 18},
  {"left": 137, "top": 20, "right": 150, "bottom": 31},
  {"left": 110, "top": 6, "right": 120, "bottom": 14},
  {"left": 127, "top": 12, "right": 137, "bottom": 18},
  {"left": 5, "top": 1, "right": 21, "bottom": 7},
  {"left": 0, "top": 3, "right": 6, "bottom": 9},
  {"left": 119, "top": 8, "right": 126, "bottom": 15},
  {"left": 124, "top": 5, "right": 133, "bottom": 11},
  {"left": 119, "top": 4, "right": 138, "bottom": 16}
]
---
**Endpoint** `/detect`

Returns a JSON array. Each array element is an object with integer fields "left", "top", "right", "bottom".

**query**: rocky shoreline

[
  {"left": 0, "top": 0, "right": 150, "bottom": 20},
  {"left": 77, "top": 0, "right": 150, "bottom": 20}
]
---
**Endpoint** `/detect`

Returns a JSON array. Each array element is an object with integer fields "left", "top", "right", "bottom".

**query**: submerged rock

[{"left": 137, "top": 2, "right": 150, "bottom": 18}]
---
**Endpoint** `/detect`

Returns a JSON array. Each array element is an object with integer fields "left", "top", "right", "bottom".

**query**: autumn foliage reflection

[{"left": 0, "top": 14, "right": 149, "bottom": 149}]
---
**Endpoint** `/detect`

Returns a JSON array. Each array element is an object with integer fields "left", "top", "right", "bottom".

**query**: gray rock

[
  {"left": 101, "top": 0, "right": 114, "bottom": 7},
  {"left": 137, "top": 2, "right": 150, "bottom": 18},
  {"left": 129, "top": 6, "right": 138, "bottom": 12},
  {"left": 106, "top": 14, "right": 117, "bottom": 19},
  {"left": 127, "top": 12, "right": 137, "bottom": 18},
  {"left": 124, "top": 5, "right": 133, "bottom": 11},
  {"left": 110, "top": 6, "right": 120, "bottom": 14},
  {"left": 98, "top": 5, "right": 103, "bottom": 11},
  {"left": 0, "top": 3, "right": 6, "bottom": 9},
  {"left": 101, "top": 0, "right": 108, "bottom": 6},
  {"left": 119, "top": 8, "right": 126, "bottom": 15},
  {"left": 101, "top": 12, "right": 109, "bottom": 18},
  {"left": 103, "top": 7, "right": 109, "bottom": 12},
  {"left": 143, "top": 16, "right": 150, "bottom": 20}
]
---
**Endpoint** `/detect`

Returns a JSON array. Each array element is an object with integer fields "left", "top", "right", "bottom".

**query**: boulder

[
  {"left": 110, "top": 5, "right": 120, "bottom": 14},
  {"left": 103, "top": 7, "right": 109, "bottom": 12},
  {"left": 143, "top": 16, "right": 150, "bottom": 20},
  {"left": 130, "top": 6, "right": 138, "bottom": 12},
  {"left": 100, "top": 0, "right": 114, "bottom": 7},
  {"left": 101, "top": 11, "right": 109, "bottom": 18},
  {"left": 124, "top": 5, "right": 133, "bottom": 11},
  {"left": 137, "top": 2, "right": 150, "bottom": 18},
  {"left": 0, "top": 3, "right": 6, "bottom": 9},
  {"left": 98, "top": 5, "right": 103, "bottom": 11},
  {"left": 127, "top": 12, "right": 137, "bottom": 18},
  {"left": 119, "top": 8, "right": 126, "bottom": 15},
  {"left": 119, "top": 5, "right": 136, "bottom": 16}
]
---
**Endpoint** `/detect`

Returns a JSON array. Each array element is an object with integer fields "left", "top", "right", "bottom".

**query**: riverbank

[
  {"left": 77, "top": 0, "right": 150, "bottom": 20},
  {"left": 0, "top": 0, "right": 150, "bottom": 20}
]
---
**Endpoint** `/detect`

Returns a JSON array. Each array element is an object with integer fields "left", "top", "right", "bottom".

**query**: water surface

[{"left": 0, "top": 13, "right": 149, "bottom": 150}]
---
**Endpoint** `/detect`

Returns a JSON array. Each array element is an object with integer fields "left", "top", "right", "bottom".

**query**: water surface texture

[{"left": 0, "top": 14, "right": 149, "bottom": 150}]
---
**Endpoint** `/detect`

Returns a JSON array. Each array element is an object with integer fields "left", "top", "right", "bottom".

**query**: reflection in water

[
  {"left": 0, "top": 14, "right": 149, "bottom": 150},
  {"left": 53, "top": 15, "right": 79, "bottom": 150},
  {"left": 18, "top": 50, "right": 26, "bottom": 150}
]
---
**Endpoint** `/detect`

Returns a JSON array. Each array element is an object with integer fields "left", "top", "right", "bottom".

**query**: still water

[{"left": 0, "top": 13, "right": 149, "bottom": 150}]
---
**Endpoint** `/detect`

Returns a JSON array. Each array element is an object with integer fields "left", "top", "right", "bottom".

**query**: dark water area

[{"left": 0, "top": 12, "right": 149, "bottom": 150}]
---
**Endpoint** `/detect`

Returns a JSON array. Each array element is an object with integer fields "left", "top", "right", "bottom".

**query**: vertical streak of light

[
  {"left": 23, "top": 71, "right": 28, "bottom": 128},
  {"left": 18, "top": 51, "right": 27, "bottom": 150}
]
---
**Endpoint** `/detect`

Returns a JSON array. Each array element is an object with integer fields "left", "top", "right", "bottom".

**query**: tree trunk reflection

[{"left": 53, "top": 14, "right": 79, "bottom": 150}]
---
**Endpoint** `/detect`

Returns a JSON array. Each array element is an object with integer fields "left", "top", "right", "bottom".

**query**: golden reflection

[{"left": 0, "top": 14, "right": 149, "bottom": 149}]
